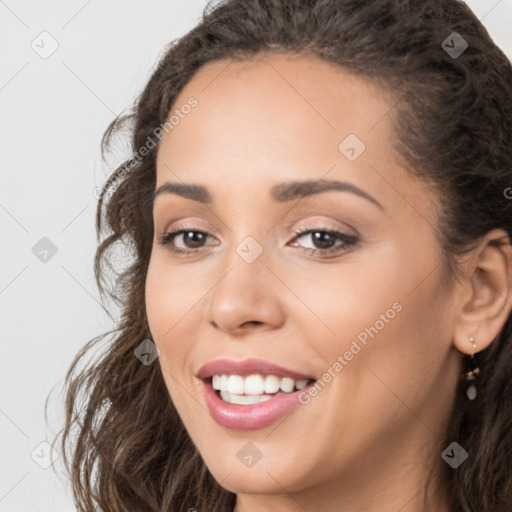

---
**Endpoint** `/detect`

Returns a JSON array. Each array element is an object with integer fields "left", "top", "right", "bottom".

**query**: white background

[{"left": 1, "top": 1, "right": 511, "bottom": 510}]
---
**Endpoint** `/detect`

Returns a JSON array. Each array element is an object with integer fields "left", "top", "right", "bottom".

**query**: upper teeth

[{"left": 212, "top": 374, "right": 310, "bottom": 395}]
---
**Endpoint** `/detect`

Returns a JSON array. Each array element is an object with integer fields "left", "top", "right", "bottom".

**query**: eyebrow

[{"left": 153, "top": 179, "right": 383, "bottom": 210}]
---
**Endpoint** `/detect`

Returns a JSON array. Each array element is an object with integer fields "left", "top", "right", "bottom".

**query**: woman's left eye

[
  {"left": 157, "top": 226, "right": 358, "bottom": 257},
  {"left": 290, "top": 227, "right": 358, "bottom": 255}
]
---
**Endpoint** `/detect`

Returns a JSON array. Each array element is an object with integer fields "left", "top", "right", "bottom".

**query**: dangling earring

[{"left": 461, "top": 336, "right": 480, "bottom": 400}]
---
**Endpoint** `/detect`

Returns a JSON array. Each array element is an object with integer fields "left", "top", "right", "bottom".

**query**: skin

[{"left": 145, "top": 53, "right": 512, "bottom": 512}]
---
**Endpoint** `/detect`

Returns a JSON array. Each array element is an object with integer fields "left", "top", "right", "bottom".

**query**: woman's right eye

[{"left": 157, "top": 228, "right": 217, "bottom": 255}]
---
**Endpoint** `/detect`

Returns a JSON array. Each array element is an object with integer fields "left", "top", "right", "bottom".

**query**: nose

[{"left": 204, "top": 249, "right": 286, "bottom": 336}]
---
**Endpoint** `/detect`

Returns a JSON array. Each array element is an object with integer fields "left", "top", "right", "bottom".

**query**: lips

[
  {"left": 196, "top": 358, "right": 317, "bottom": 430},
  {"left": 202, "top": 379, "right": 316, "bottom": 429}
]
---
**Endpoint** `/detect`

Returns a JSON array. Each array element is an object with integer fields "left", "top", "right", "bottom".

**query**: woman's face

[{"left": 145, "top": 54, "right": 462, "bottom": 501}]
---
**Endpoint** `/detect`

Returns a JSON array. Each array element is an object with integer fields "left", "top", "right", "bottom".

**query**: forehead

[
  {"left": 154, "top": 53, "right": 436, "bottom": 218},
  {"left": 160, "top": 53, "right": 393, "bottom": 147}
]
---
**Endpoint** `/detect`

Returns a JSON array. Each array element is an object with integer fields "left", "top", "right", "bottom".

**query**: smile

[
  {"left": 213, "top": 373, "right": 312, "bottom": 404},
  {"left": 197, "top": 359, "right": 317, "bottom": 429}
]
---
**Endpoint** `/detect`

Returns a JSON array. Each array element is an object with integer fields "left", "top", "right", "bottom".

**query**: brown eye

[
  {"left": 309, "top": 231, "right": 338, "bottom": 250},
  {"left": 180, "top": 231, "right": 207, "bottom": 248},
  {"left": 290, "top": 228, "right": 358, "bottom": 256},
  {"left": 157, "top": 228, "right": 217, "bottom": 255}
]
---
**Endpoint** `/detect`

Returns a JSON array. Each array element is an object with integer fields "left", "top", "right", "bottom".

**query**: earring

[{"left": 461, "top": 336, "right": 480, "bottom": 401}]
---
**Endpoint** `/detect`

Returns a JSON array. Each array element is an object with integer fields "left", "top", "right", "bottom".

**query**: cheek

[
  {"left": 281, "top": 252, "right": 406, "bottom": 362},
  {"left": 145, "top": 258, "right": 195, "bottom": 374},
  {"left": 145, "top": 263, "right": 199, "bottom": 418},
  {"left": 145, "top": 254, "right": 205, "bottom": 339},
  {"left": 145, "top": 266, "right": 170, "bottom": 348},
  {"left": 346, "top": 267, "right": 454, "bottom": 416},
  {"left": 295, "top": 241, "right": 452, "bottom": 401}
]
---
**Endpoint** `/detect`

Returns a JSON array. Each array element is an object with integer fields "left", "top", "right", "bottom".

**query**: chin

[
  {"left": 204, "top": 455, "right": 312, "bottom": 495},
  {"left": 214, "top": 469, "right": 293, "bottom": 495}
]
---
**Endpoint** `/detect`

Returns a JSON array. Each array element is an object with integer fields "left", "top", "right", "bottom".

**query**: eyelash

[{"left": 156, "top": 225, "right": 358, "bottom": 257}]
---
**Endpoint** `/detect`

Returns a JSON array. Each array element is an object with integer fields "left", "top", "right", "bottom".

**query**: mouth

[{"left": 197, "top": 359, "right": 318, "bottom": 430}]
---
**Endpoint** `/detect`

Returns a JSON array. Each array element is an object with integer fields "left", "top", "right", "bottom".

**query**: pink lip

[
  {"left": 201, "top": 379, "right": 315, "bottom": 430},
  {"left": 197, "top": 358, "right": 316, "bottom": 430},
  {"left": 197, "top": 358, "right": 315, "bottom": 380}
]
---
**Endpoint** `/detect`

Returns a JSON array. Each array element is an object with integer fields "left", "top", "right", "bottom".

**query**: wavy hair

[{"left": 54, "top": 0, "right": 512, "bottom": 510}]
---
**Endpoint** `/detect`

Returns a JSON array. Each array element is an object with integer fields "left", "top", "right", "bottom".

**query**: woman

[{"left": 58, "top": 0, "right": 512, "bottom": 510}]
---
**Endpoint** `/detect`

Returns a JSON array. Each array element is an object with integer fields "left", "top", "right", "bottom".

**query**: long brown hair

[{"left": 54, "top": 1, "right": 512, "bottom": 510}]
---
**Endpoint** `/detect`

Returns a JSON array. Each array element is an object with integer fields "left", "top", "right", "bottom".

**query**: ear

[{"left": 453, "top": 228, "right": 512, "bottom": 355}]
